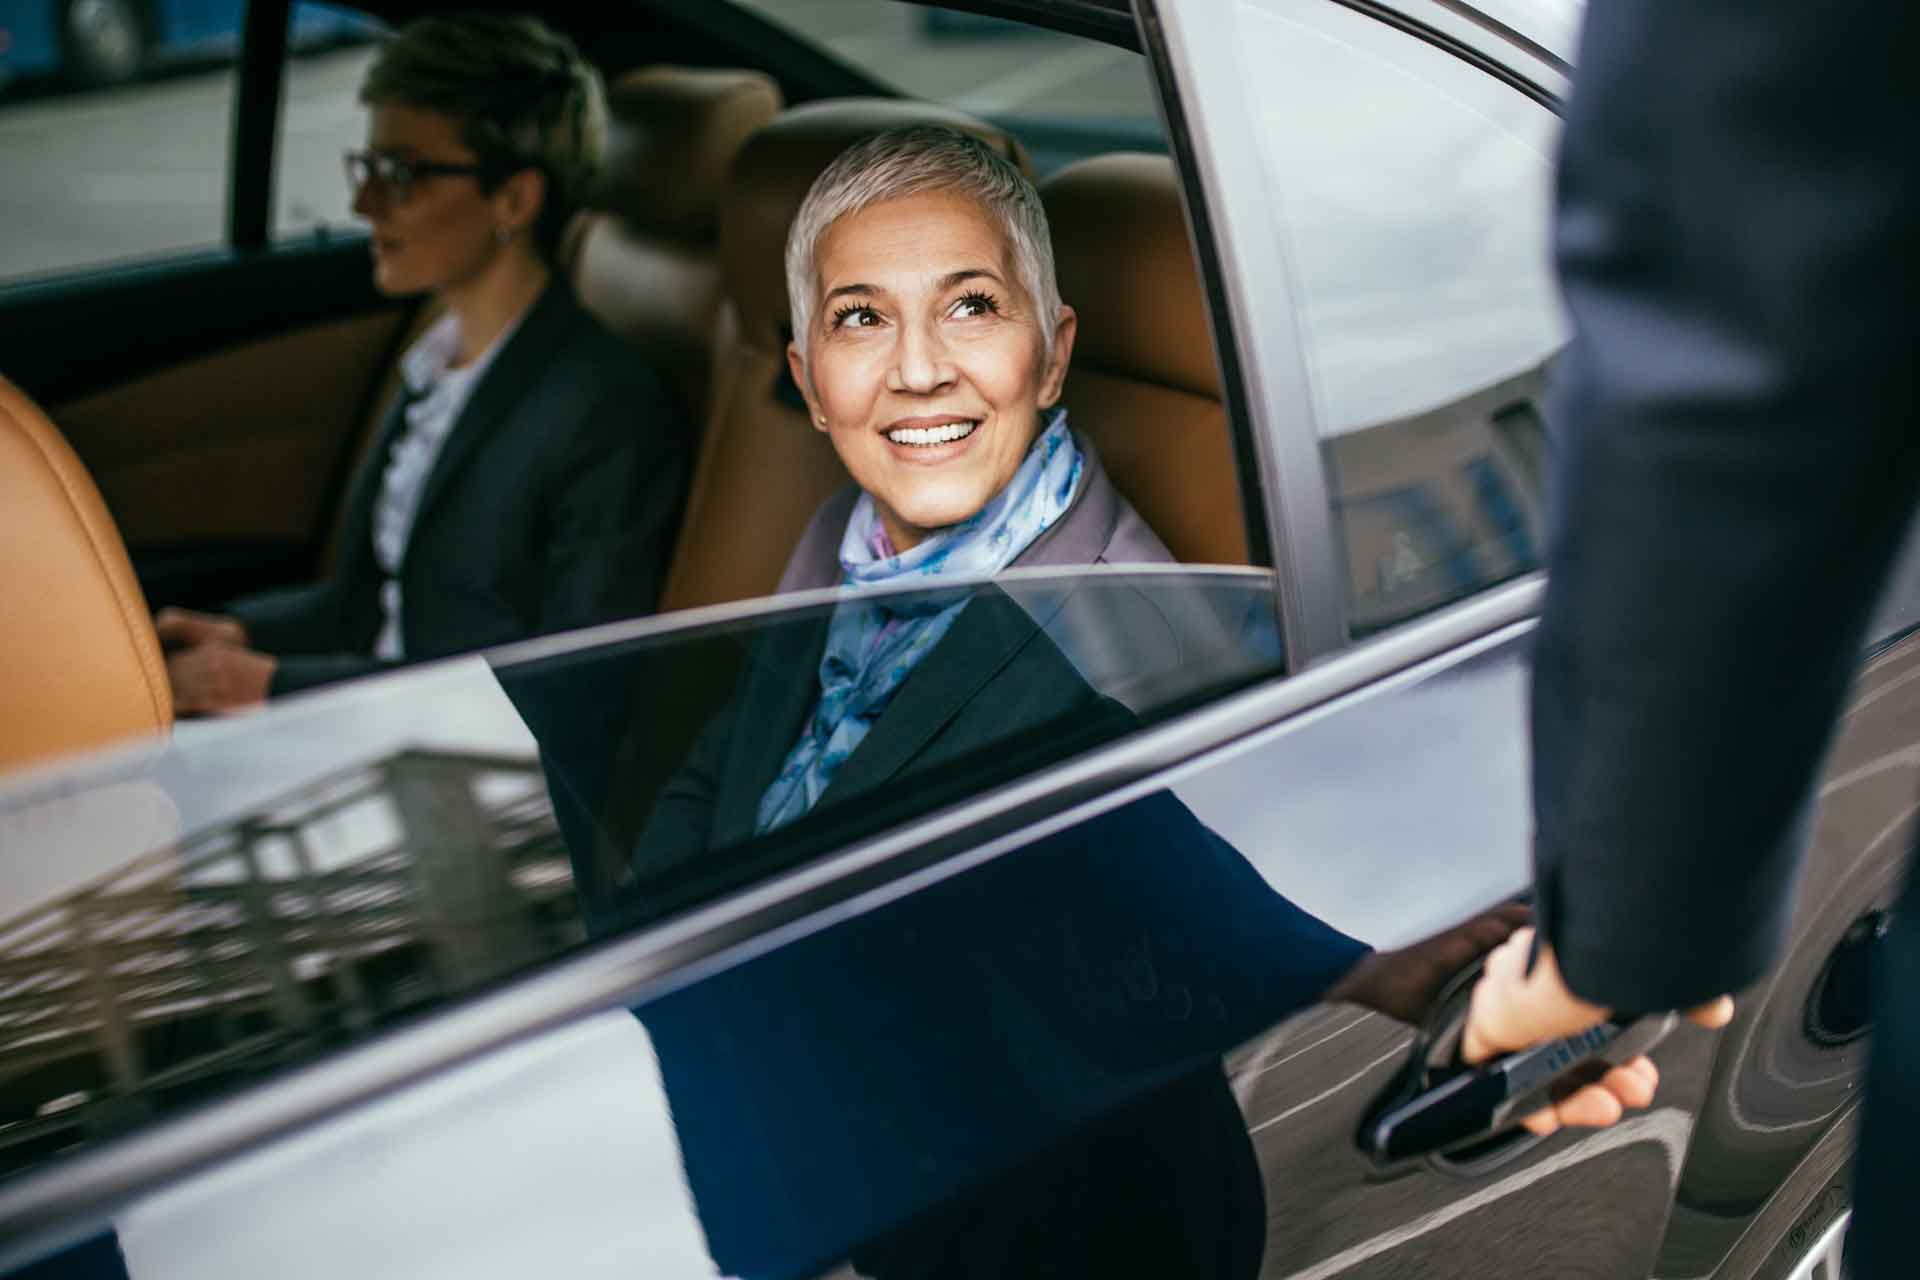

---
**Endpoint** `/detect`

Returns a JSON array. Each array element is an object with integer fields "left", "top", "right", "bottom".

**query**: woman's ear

[
  {"left": 787, "top": 342, "right": 827, "bottom": 432},
  {"left": 493, "top": 168, "right": 548, "bottom": 239},
  {"left": 1037, "top": 305, "right": 1078, "bottom": 409}
]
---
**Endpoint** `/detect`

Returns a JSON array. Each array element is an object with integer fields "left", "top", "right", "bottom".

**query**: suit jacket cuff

[{"left": 1536, "top": 823, "right": 1804, "bottom": 1013}]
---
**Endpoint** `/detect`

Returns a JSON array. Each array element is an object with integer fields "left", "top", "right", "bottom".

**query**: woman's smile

[{"left": 883, "top": 414, "right": 983, "bottom": 458}]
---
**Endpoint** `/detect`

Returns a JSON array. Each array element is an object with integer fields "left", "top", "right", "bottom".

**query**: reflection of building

[{"left": 0, "top": 750, "right": 576, "bottom": 1178}]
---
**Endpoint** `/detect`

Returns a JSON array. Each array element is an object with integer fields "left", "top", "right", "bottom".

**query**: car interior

[
  {"left": 0, "top": 0, "right": 1544, "bottom": 776},
  {"left": 0, "top": 0, "right": 1252, "bottom": 769}
]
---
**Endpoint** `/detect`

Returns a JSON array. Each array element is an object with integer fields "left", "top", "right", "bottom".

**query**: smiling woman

[{"left": 625, "top": 124, "right": 1198, "bottom": 880}]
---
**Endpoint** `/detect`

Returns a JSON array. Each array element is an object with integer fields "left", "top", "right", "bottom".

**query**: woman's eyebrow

[
  {"left": 940, "top": 268, "right": 1004, "bottom": 289},
  {"left": 822, "top": 283, "right": 881, "bottom": 304}
]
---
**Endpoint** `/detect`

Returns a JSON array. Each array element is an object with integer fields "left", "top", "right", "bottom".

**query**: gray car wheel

[{"left": 63, "top": 0, "right": 146, "bottom": 86}]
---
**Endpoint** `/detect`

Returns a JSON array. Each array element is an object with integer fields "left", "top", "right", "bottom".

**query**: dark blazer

[
  {"left": 229, "top": 282, "right": 690, "bottom": 696},
  {"left": 626, "top": 436, "right": 1223, "bottom": 888},
  {"left": 1532, "top": 2, "right": 1917, "bottom": 1269}
]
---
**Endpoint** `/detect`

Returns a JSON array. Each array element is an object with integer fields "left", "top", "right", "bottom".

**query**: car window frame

[{"left": 1137, "top": 0, "right": 1569, "bottom": 670}]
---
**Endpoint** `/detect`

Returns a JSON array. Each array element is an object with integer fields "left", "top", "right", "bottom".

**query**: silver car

[{"left": 0, "top": 0, "right": 1908, "bottom": 1277}]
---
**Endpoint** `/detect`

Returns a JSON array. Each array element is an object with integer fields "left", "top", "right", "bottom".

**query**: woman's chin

[{"left": 885, "top": 490, "right": 994, "bottom": 541}]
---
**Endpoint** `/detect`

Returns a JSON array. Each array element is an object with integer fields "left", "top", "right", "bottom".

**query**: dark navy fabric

[
  {"left": 1528, "top": 0, "right": 1920, "bottom": 1271},
  {"left": 639, "top": 789, "right": 1366, "bottom": 1278}
]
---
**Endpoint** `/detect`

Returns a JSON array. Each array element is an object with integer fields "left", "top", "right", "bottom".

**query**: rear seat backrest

[
  {"left": 0, "top": 376, "right": 171, "bottom": 771},
  {"left": 658, "top": 99, "right": 1032, "bottom": 611},
  {"left": 565, "top": 67, "right": 782, "bottom": 423},
  {"left": 1041, "top": 153, "right": 1249, "bottom": 565}
]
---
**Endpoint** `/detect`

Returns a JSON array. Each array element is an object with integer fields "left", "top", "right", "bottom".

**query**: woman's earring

[{"left": 816, "top": 415, "right": 827, "bottom": 426}]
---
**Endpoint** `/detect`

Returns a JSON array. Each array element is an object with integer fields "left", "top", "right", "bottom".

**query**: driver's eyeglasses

[{"left": 344, "top": 150, "right": 486, "bottom": 203}]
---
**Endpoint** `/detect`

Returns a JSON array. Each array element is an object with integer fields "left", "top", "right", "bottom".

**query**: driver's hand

[
  {"left": 154, "top": 607, "right": 248, "bottom": 652},
  {"left": 1461, "top": 927, "right": 1734, "bottom": 1135},
  {"left": 166, "top": 643, "right": 275, "bottom": 716}
]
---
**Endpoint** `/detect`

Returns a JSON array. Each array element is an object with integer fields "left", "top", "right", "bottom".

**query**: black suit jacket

[
  {"left": 230, "top": 282, "right": 689, "bottom": 695},
  {"left": 1531, "top": 0, "right": 1920, "bottom": 1011}
]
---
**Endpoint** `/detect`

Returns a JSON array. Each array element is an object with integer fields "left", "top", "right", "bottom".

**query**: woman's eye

[
  {"left": 831, "top": 305, "right": 880, "bottom": 329},
  {"left": 951, "top": 292, "right": 1000, "bottom": 319}
]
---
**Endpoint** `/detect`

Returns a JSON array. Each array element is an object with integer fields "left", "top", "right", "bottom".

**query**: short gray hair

[
  {"left": 786, "top": 126, "right": 1060, "bottom": 369},
  {"left": 360, "top": 13, "right": 607, "bottom": 261}
]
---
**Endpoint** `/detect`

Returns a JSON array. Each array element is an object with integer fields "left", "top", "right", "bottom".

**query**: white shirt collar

[{"left": 399, "top": 305, "right": 526, "bottom": 401}]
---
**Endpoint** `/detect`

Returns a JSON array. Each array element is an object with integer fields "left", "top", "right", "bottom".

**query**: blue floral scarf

[{"left": 755, "top": 409, "right": 1084, "bottom": 833}]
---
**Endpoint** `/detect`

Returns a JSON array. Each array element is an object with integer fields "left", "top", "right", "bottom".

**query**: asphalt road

[{"left": 0, "top": 9, "right": 1157, "bottom": 284}]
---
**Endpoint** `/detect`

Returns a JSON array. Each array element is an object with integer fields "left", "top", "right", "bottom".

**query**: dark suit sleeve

[
  {"left": 268, "top": 653, "right": 390, "bottom": 696},
  {"left": 536, "top": 367, "right": 690, "bottom": 634},
  {"left": 1531, "top": 0, "right": 1920, "bottom": 1010},
  {"left": 227, "top": 580, "right": 349, "bottom": 657}
]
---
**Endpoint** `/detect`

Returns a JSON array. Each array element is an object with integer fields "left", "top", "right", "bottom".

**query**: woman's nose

[
  {"left": 350, "top": 178, "right": 383, "bottom": 219},
  {"left": 887, "top": 321, "right": 955, "bottom": 394}
]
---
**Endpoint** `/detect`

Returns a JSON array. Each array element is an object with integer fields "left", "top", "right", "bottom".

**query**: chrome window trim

[
  {"left": 1422, "top": 0, "right": 1573, "bottom": 90},
  {"left": 0, "top": 570, "right": 1544, "bottom": 1265},
  {"left": 1139, "top": 0, "right": 1566, "bottom": 671},
  {"left": 1135, "top": 0, "right": 1349, "bottom": 667}
]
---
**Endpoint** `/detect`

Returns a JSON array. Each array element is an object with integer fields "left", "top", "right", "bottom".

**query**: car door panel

[
  {"left": 1142, "top": 619, "right": 1715, "bottom": 1279},
  {"left": 55, "top": 304, "right": 404, "bottom": 605},
  {"left": 1653, "top": 625, "right": 1920, "bottom": 1277},
  {"left": 0, "top": 238, "right": 405, "bottom": 607}
]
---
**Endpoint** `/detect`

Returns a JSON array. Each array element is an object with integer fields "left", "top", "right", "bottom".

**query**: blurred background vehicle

[{"left": 0, "top": 0, "right": 374, "bottom": 91}]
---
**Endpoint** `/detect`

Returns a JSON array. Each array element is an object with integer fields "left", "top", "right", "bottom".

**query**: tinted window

[
  {"left": 1220, "top": 0, "right": 1566, "bottom": 635},
  {"left": 0, "top": 569, "right": 1281, "bottom": 1181},
  {"left": 735, "top": 0, "right": 1164, "bottom": 172}
]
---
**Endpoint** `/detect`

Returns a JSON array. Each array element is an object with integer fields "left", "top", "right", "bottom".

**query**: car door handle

[{"left": 1359, "top": 1012, "right": 1679, "bottom": 1166}]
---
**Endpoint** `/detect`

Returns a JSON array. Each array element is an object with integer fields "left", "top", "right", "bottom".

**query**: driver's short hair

[{"left": 359, "top": 13, "right": 607, "bottom": 260}]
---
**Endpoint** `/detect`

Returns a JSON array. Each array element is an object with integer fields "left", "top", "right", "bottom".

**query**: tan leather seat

[
  {"left": 1041, "top": 153, "right": 1248, "bottom": 565},
  {"left": 0, "top": 377, "right": 171, "bottom": 772},
  {"left": 658, "top": 100, "right": 1033, "bottom": 611},
  {"left": 563, "top": 66, "right": 783, "bottom": 423}
]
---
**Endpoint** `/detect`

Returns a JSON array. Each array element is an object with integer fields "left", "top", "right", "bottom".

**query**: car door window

[
  {"left": 0, "top": 15, "right": 238, "bottom": 283},
  {"left": 0, "top": 2, "right": 373, "bottom": 284},
  {"left": 1223, "top": 0, "right": 1566, "bottom": 636},
  {"left": 0, "top": 567, "right": 1284, "bottom": 1185},
  {"left": 274, "top": 8, "right": 384, "bottom": 241}
]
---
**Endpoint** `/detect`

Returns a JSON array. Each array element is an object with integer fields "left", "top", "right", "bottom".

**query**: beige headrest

[
  {"left": 597, "top": 66, "right": 783, "bottom": 239},
  {"left": 1043, "top": 153, "right": 1220, "bottom": 399},
  {"left": 0, "top": 377, "right": 171, "bottom": 773},
  {"left": 718, "top": 98, "right": 1030, "bottom": 356}
]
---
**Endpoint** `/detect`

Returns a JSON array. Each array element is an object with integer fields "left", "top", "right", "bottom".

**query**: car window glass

[
  {"left": 1224, "top": 0, "right": 1566, "bottom": 636},
  {"left": 274, "top": 9, "right": 384, "bottom": 241},
  {"left": 734, "top": 0, "right": 1164, "bottom": 172},
  {"left": 0, "top": 568, "right": 1283, "bottom": 1184},
  {"left": 0, "top": 4, "right": 242, "bottom": 283}
]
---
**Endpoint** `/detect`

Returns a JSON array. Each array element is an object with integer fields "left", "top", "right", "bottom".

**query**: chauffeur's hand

[
  {"left": 1461, "top": 927, "right": 1735, "bottom": 1135},
  {"left": 154, "top": 607, "right": 249, "bottom": 652},
  {"left": 166, "top": 642, "right": 276, "bottom": 715}
]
